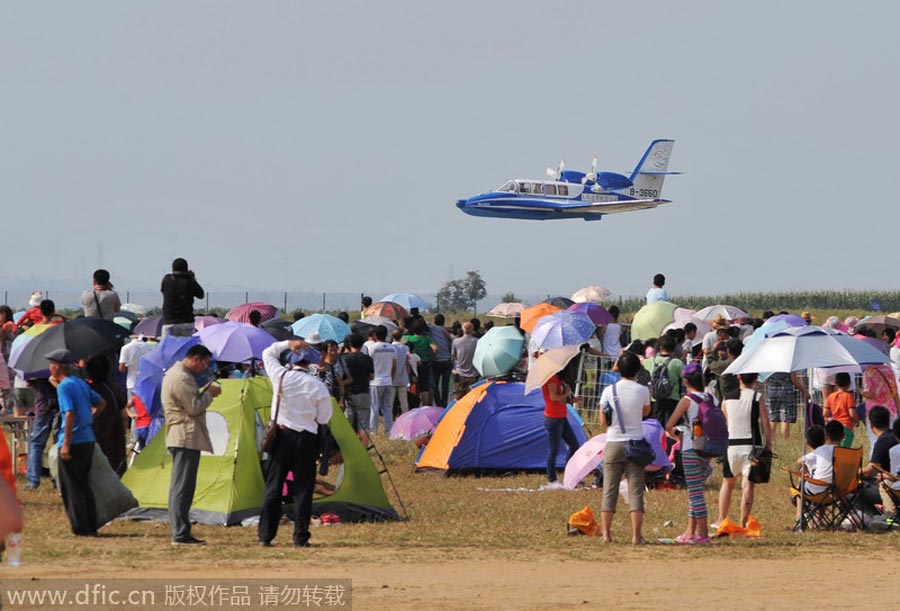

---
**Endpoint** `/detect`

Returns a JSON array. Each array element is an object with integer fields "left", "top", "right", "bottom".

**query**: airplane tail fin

[{"left": 629, "top": 139, "right": 678, "bottom": 196}]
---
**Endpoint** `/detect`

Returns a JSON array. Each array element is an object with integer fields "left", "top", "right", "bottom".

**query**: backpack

[
  {"left": 649, "top": 356, "right": 675, "bottom": 401},
  {"left": 686, "top": 392, "right": 728, "bottom": 458}
]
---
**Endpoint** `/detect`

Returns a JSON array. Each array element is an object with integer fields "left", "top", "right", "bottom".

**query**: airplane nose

[{"left": 456, "top": 199, "right": 468, "bottom": 208}]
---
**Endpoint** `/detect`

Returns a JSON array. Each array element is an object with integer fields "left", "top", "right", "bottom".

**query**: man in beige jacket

[{"left": 162, "top": 344, "right": 220, "bottom": 545}]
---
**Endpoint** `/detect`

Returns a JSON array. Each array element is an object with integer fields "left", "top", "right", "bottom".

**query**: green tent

[{"left": 122, "top": 376, "right": 398, "bottom": 525}]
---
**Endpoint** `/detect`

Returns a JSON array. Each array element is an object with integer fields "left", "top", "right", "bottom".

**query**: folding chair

[
  {"left": 787, "top": 446, "right": 864, "bottom": 531},
  {"left": 871, "top": 464, "right": 900, "bottom": 532}
]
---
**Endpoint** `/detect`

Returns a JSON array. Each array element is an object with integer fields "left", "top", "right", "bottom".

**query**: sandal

[
  {"left": 674, "top": 534, "right": 695, "bottom": 544},
  {"left": 693, "top": 536, "right": 711, "bottom": 545}
]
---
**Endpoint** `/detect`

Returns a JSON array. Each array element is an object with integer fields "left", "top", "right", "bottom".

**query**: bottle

[
  {"left": 692, "top": 417, "right": 703, "bottom": 439},
  {"left": 6, "top": 533, "right": 21, "bottom": 567}
]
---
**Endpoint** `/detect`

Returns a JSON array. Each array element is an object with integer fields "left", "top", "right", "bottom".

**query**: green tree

[
  {"left": 435, "top": 271, "right": 487, "bottom": 313},
  {"left": 501, "top": 292, "right": 519, "bottom": 303}
]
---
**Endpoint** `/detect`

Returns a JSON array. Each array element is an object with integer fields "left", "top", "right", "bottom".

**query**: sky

[{"left": 2, "top": 1, "right": 899, "bottom": 307}]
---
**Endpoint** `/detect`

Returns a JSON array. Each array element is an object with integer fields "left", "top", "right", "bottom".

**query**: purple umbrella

[
  {"left": 389, "top": 406, "right": 444, "bottom": 441},
  {"left": 531, "top": 310, "right": 596, "bottom": 349},
  {"left": 193, "top": 315, "right": 225, "bottom": 331},
  {"left": 133, "top": 316, "right": 163, "bottom": 337},
  {"left": 764, "top": 314, "right": 807, "bottom": 328},
  {"left": 196, "top": 321, "right": 276, "bottom": 363},
  {"left": 567, "top": 303, "right": 614, "bottom": 326}
]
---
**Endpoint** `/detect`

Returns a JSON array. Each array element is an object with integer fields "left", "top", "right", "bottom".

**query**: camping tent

[
  {"left": 415, "top": 380, "right": 588, "bottom": 473},
  {"left": 122, "top": 376, "right": 398, "bottom": 525}
]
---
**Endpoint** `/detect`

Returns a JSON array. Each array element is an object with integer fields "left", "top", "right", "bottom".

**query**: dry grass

[{"left": 6, "top": 419, "right": 900, "bottom": 575}]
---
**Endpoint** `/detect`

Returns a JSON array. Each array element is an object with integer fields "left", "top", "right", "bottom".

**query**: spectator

[
  {"left": 597, "top": 351, "right": 650, "bottom": 544},
  {"left": 794, "top": 425, "right": 833, "bottom": 521},
  {"left": 84, "top": 356, "right": 128, "bottom": 476},
  {"left": 160, "top": 258, "right": 204, "bottom": 338},
  {"left": 644, "top": 334, "right": 683, "bottom": 426},
  {"left": 391, "top": 330, "right": 413, "bottom": 415},
  {"left": 541, "top": 374, "right": 580, "bottom": 490},
  {"left": 429, "top": 314, "right": 453, "bottom": 407},
  {"left": 823, "top": 372, "right": 859, "bottom": 448},
  {"left": 451, "top": 322, "right": 479, "bottom": 400},
  {"left": 405, "top": 319, "right": 437, "bottom": 406},
  {"left": 248, "top": 310, "right": 262, "bottom": 327},
  {"left": 341, "top": 333, "right": 373, "bottom": 432},
  {"left": 24, "top": 376, "right": 59, "bottom": 490},
  {"left": 119, "top": 335, "right": 153, "bottom": 402},
  {"left": 646, "top": 273, "right": 668, "bottom": 304},
  {"left": 15, "top": 291, "right": 45, "bottom": 330},
  {"left": 81, "top": 269, "right": 121, "bottom": 320},
  {"left": 367, "top": 326, "right": 396, "bottom": 433},
  {"left": 861, "top": 364, "right": 900, "bottom": 448},
  {"left": 764, "top": 371, "right": 807, "bottom": 440},
  {"left": 707, "top": 339, "right": 743, "bottom": 404},
  {"left": 601, "top": 306, "right": 623, "bottom": 362}
]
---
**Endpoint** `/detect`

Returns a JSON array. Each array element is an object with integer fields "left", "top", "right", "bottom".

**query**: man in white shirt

[
  {"left": 259, "top": 339, "right": 333, "bottom": 548},
  {"left": 645, "top": 273, "right": 668, "bottom": 304},
  {"left": 391, "top": 330, "right": 412, "bottom": 414},
  {"left": 367, "top": 325, "right": 397, "bottom": 433},
  {"left": 118, "top": 335, "right": 153, "bottom": 401},
  {"left": 601, "top": 306, "right": 623, "bottom": 361}
]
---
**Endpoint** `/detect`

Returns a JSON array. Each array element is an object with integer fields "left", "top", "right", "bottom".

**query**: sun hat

[
  {"left": 801, "top": 311, "right": 815, "bottom": 321},
  {"left": 29, "top": 291, "right": 43, "bottom": 307},
  {"left": 303, "top": 331, "right": 323, "bottom": 345}
]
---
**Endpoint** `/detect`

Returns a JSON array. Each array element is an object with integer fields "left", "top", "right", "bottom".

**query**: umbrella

[
  {"left": 473, "top": 326, "right": 524, "bottom": 378},
  {"left": 563, "top": 433, "right": 606, "bottom": 489},
  {"left": 662, "top": 307, "right": 712, "bottom": 337},
  {"left": 193, "top": 315, "right": 225, "bottom": 331},
  {"left": 133, "top": 335, "right": 201, "bottom": 420},
  {"left": 531, "top": 311, "right": 596, "bottom": 350},
  {"left": 12, "top": 311, "right": 26, "bottom": 324},
  {"left": 133, "top": 316, "right": 163, "bottom": 337},
  {"left": 744, "top": 315, "right": 808, "bottom": 349},
  {"left": 195, "top": 321, "right": 276, "bottom": 363},
  {"left": 766, "top": 313, "right": 807, "bottom": 327},
  {"left": 567, "top": 303, "right": 613, "bottom": 326},
  {"left": 353, "top": 316, "right": 400, "bottom": 336},
  {"left": 542, "top": 296, "right": 575, "bottom": 309},
  {"left": 694, "top": 304, "right": 750, "bottom": 322},
  {"left": 261, "top": 318, "right": 296, "bottom": 341},
  {"left": 378, "top": 292, "right": 429, "bottom": 311},
  {"left": 630, "top": 301, "right": 678, "bottom": 340},
  {"left": 291, "top": 313, "right": 352, "bottom": 343},
  {"left": 524, "top": 345, "right": 582, "bottom": 394},
  {"left": 119, "top": 303, "right": 147, "bottom": 316},
  {"left": 225, "top": 302, "right": 278, "bottom": 324},
  {"left": 520, "top": 303, "right": 562, "bottom": 333},
  {"left": 389, "top": 406, "right": 444, "bottom": 441},
  {"left": 854, "top": 315, "right": 900, "bottom": 335},
  {"left": 570, "top": 286, "right": 612, "bottom": 303},
  {"left": 487, "top": 302, "right": 528, "bottom": 319},
  {"left": 724, "top": 326, "right": 891, "bottom": 375},
  {"left": 9, "top": 318, "right": 130, "bottom": 379},
  {"left": 364, "top": 301, "right": 408, "bottom": 321}
]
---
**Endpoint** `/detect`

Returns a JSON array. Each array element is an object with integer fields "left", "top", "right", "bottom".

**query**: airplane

[{"left": 455, "top": 139, "right": 679, "bottom": 221}]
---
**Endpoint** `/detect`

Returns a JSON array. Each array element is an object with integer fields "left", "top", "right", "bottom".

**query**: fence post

[
  {"left": 322, "top": 292, "right": 326, "bottom": 313},
  {"left": 3, "top": 291, "right": 6, "bottom": 306},
  {"left": 283, "top": 292, "right": 287, "bottom": 314},
  {"left": 126, "top": 291, "right": 130, "bottom": 303},
  {"left": 245, "top": 291, "right": 248, "bottom": 304},
  {"left": 206, "top": 294, "right": 210, "bottom": 312}
]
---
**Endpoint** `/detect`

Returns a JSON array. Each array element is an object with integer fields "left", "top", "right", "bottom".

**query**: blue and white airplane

[{"left": 456, "top": 139, "right": 678, "bottom": 221}]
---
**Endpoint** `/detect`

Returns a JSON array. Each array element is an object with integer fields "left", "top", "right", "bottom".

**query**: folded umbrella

[
  {"left": 473, "top": 326, "right": 524, "bottom": 378},
  {"left": 532, "top": 311, "right": 596, "bottom": 350}
]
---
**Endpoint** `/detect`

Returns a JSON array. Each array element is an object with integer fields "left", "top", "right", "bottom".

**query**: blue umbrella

[
  {"left": 473, "top": 326, "right": 524, "bottom": 378},
  {"left": 291, "top": 313, "right": 352, "bottom": 343},
  {"left": 531, "top": 310, "right": 596, "bottom": 349},
  {"left": 133, "top": 335, "right": 200, "bottom": 420},
  {"left": 378, "top": 292, "right": 429, "bottom": 310},
  {"left": 745, "top": 316, "right": 808, "bottom": 349}
]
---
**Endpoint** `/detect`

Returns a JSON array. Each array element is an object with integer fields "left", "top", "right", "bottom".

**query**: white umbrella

[
  {"left": 487, "top": 302, "right": 527, "bottom": 318},
  {"left": 693, "top": 304, "right": 749, "bottom": 322},
  {"left": 571, "top": 286, "right": 612, "bottom": 303},
  {"left": 724, "top": 326, "right": 890, "bottom": 375}
]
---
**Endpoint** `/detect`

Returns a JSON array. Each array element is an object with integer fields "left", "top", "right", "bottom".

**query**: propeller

[
  {"left": 545, "top": 159, "right": 565, "bottom": 180},
  {"left": 581, "top": 156, "right": 599, "bottom": 184}
]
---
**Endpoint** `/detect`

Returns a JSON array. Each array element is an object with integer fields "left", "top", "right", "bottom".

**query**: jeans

[
  {"left": 27, "top": 409, "right": 56, "bottom": 487},
  {"left": 544, "top": 416, "right": 580, "bottom": 483},
  {"left": 369, "top": 386, "right": 394, "bottom": 433}
]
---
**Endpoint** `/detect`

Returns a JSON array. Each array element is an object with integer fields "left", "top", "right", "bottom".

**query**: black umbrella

[
  {"left": 132, "top": 315, "right": 163, "bottom": 337},
  {"left": 542, "top": 296, "right": 575, "bottom": 309},
  {"left": 10, "top": 318, "right": 130, "bottom": 378},
  {"left": 261, "top": 318, "right": 295, "bottom": 341}
]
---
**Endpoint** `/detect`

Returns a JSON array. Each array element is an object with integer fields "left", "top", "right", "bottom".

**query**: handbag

[
  {"left": 260, "top": 371, "right": 287, "bottom": 455},
  {"left": 611, "top": 383, "right": 655, "bottom": 467},
  {"left": 747, "top": 447, "right": 776, "bottom": 484}
]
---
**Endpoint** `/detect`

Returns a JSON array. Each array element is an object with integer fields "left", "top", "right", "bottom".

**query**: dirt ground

[{"left": 8, "top": 545, "right": 900, "bottom": 610}]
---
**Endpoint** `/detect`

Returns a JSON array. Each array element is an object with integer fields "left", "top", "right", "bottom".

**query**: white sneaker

[{"left": 542, "top": 481, "right": 565, "bottom": 490}]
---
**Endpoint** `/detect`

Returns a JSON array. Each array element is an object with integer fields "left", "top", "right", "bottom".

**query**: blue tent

[{"left": 416, "top": 380, "right": 588, "bottom": 473}]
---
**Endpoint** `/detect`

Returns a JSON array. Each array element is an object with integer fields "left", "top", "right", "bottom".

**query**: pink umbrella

[
  {"left": 225, "top": 302, "right": 278, "bottom": 324},
  {"left": 662, "top": 307, "right": 712, "bottom": 337},
  {"left": 193, "top": 315, "right": 225, "bottom": 331},
  {"left": 389, "top": 406, "right": 444, "bottom": 441},
  {"left": 563, "top": 433, "right": 606, "bottom": 489}
]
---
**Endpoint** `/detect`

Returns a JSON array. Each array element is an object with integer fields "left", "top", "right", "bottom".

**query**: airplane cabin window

[
  {"left": 532, "top": 183, "right": 544, "bottom": 195},
  {"left": 521, "top": 183, "right": 532, "bottom": 194},
  {"left": 545, "top": 184, "right": 557, "bottom": 196},
  {"left": 558, "top": 185, "right": 568, "bottom": 196}
]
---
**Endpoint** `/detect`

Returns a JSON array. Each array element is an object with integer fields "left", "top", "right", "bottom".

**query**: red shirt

[
  {"left": 542, "top": 375, "right": 568, "bottom": 419},
  {"left": 825, "top": 389, "right": 855, "bottom": 428}
]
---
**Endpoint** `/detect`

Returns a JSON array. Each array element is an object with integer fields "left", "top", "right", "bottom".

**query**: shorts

[
  {"left": 765, "top": 375, "right": 798, "bottom": 423},
  {"left": 726, "top": 444, "right": 752, "bottom": 478}
]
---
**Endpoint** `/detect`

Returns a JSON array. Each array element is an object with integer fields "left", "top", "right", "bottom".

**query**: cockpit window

[{"left": 498, "top": 181, "right": 517, "bottom": 193}]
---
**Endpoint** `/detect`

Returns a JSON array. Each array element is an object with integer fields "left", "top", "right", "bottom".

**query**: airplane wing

[{"left": 560, "top": 198, "right": 670, "bottom": 214}]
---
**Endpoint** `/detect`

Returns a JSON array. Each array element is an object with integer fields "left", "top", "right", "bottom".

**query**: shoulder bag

[
  {"left": 260, "top": 371, "right": 288, "bottom": 455},
  {"left": 611, "top": 383, "right": 655, "bottom": 467}
]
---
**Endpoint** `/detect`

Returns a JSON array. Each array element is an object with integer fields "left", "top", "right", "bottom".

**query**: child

[
  {"left": 823, "top": 372, "right": 859, "bottom": 448},
  {"left": 795, "top": 425, "right": 833, "bottom": 520}
]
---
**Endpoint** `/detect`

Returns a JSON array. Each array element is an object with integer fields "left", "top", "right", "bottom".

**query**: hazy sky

[{"left": 3, "top": 1, "right": 898, "bottom": 303}]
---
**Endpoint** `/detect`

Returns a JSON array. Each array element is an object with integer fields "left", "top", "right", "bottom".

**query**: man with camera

[
  {"left": 259, "top": 339, "right": 333, "bottom": 548},
  {"left": 160, "top": 258, "right": 204, "bottom": 337}
]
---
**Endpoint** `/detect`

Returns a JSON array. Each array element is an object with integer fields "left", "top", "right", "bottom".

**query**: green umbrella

[
  {"left": 473, "top": 326, "right": 525, "bottom": 378},
  {"left": 631, "top": 301, "right": 678, "bottom": 340}
]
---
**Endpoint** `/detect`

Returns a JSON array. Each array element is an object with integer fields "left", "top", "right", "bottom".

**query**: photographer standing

[
  {"left": 160, "top": 258, "right": 204, "bottom": 337},
  {"left": 259, "top": 339, "right": 333, "bottom": 548}
]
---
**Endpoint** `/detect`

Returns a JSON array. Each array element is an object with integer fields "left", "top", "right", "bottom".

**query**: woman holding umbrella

[{"left": 597, "top": 351, "right": 651, "bottom": 544}]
